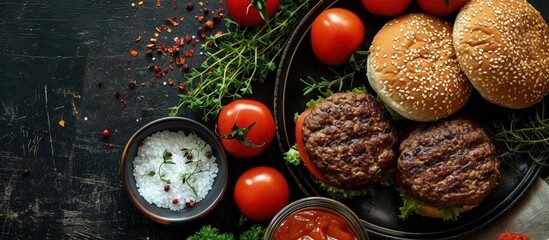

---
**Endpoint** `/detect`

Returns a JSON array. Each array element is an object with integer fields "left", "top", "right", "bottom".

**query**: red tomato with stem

[
  {"left": 416, "top": 0, "right": 470, "bottom": 16},
  {"left": 226, "top": 0, "right": 280, "bottom": 26},
  {"left": 234, "top": 166, "right": 290, "bottom": 221},
  {"left": 217, "top": 99, "right": 275, "bottom": 158},
  {"left": 311, "top": 8, "right": 365, "bottom": 66},
  {"left": 361, "top": 0, "right": 412, "bottom": 16}
]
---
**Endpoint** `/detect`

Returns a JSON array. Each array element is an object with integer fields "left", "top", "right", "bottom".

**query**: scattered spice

[
  {"left": 129, "top": 80, "right": 136, "bottom": 88},
  {"left": 166, "top": 17, "right": 178, "bottom": 26},
  {"left": 164, "top": 185, "right": 171, "bottom": 192},
  {"left": 107, "top": 143, "right": 114, "bottom": 149},
  {"left": 120, "top": 98, "right": 128, "bottom": 107},
  {"left": 58, "top": 119, "right": 65, "bottom": 128},
  {"left": 167, "top": 78, "right": 175, "bottom": 86},
  {"left": 156, "top": 0, "right": 161, "bottom": 7},
  {"left": 129, "top": 49, "right": 138, "bottom": 57},
  {"left": 134, "top": 36, "right": 141, "bottom": 42},
  {"left": 102, "top": 129, "right": 111, "bottom": 138},
  {"left": 172, "top": 198, "right": 179, "bottom": 204},
  {"left": 185, "top": 200, "right": 195, "bottom": 207},
  {"left": 186, "top": 3, "right": 194, "bottom": 10}
]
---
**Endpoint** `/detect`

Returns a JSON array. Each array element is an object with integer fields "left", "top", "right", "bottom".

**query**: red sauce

[
  {"left": 497, "top": 232, "right": 530, "bottom": 240},
  {"left": 273, "top": 210, "right": 357, "bottom": 240}
]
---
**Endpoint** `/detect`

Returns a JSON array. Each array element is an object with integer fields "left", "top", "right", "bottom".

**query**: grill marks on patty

[
  {"left": 302, "top": 92, "right": 398, "bottom": 189},
  {"left": 398, "top": 117, "right": 500, "bottom": 207}
]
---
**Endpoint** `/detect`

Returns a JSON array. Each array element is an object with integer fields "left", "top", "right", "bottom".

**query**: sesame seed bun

[
  {"left": 367, "top": 13, "right": 472, "bottom": 122},
  {"left": 453, "top": 0, "right": 549, "bottom": 109}
]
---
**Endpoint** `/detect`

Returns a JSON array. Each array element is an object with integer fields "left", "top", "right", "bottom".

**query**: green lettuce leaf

[
  {"left": 283, "top": 144, "right": 301, "bottom": 166},
  {"left": 397, "top": 187, "right": 465, "bottom": 221}
]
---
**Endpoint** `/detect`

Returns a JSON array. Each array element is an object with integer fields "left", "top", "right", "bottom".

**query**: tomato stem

[
  {"left": 222, "top": 121, "right": 263, "bottom": 148},
  {"left": 249, "top": 0, "right": 269, "bottom": 22}
]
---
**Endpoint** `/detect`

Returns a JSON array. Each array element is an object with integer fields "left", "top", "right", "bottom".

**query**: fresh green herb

[
  {"left": 301, "top": 50, "right": 369, "bottom": 97},
  {"left": 492, "top": 104, "right": 549, "bottom": 166},
  {"left": 187, "top": 225, "right": 235, "bottom": 240},
  {"left": 180, "top": 145, "right": 208, "bottom": 196},
  {"left": 239, "top": 225, "right": 265, "bottom": 240},
  {"left": 186, "top": 225, "right": 265, "bottom": 240},
  {"left": 155, "top": 149, "right": 176, "bottom": 184},
  {"left": 169, "top": 0, "right": 312, "bottom": 121}
]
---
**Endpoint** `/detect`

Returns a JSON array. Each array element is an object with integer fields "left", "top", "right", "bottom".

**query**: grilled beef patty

[
  {"left": 398, "top": 117, "right": 500, "bottom": 208},
  {"left": 302, "top": 91, "right": 398, "bottom": 189}
]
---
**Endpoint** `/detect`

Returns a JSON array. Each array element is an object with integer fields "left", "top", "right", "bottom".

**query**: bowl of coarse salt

[{"left": 121, "top": 117, "right": 228, "bottom": 225}]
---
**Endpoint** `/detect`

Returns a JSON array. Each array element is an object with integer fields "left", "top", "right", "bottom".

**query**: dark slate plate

[{"left": 274, "top": 0, "right": 546, "bottom": 239}]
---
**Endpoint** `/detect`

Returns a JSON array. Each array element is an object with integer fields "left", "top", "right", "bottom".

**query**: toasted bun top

[
  {"left": 453, "top": 0, "right": 549, "bottom": 109},
  {"left": 367, "top": 13, "right": 472, "bottom": 122}
]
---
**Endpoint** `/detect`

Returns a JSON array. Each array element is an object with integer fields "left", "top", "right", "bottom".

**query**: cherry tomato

[
  {"left": 416, "top": 0, "right": 470, "bottom": 16},
  {"left": 234, "top": 166, "right": 290, "bottom": 221},
  {"left": 295, "top": 110, "right": 331, "bottom": 184},
  {"left": 311, "top": 8, "right": 365, "bottom": 66},
  {"left": 226, "top": 0, "right": 280, "bottom": 26},
  {"left": 217, "top": 99, "right": 275, "bottom": 158},
  {"left": 361, "top": 0, "right": 412, "bottom": 16}
]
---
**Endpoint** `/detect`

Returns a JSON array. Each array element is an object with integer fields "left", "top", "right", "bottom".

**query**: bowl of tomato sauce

[{"left": 264, "top": 197, "right": 369, "bottom": 240}]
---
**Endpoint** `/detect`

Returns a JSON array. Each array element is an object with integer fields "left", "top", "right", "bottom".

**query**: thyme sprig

[
  {"left": 301, "top": 50, "right": 369, "bottom": 96},
  {"left": 168, "top": 0, "right": 312, "bottom": 121},
  {"left": 492, "top": 103, "right": 549, "bottom": 166},
  {"left": 155, "top": 149, "right": 176, "bottom": 184}
]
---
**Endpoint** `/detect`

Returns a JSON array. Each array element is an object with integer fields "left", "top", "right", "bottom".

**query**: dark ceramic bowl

[{"left": 120, "top": 117, "right": 228, "bottom": 225}]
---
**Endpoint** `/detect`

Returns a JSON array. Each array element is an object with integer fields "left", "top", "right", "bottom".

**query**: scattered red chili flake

[
  {"left": 146, "top": 49, "right": 153, "bottom": 55},
  {"left": 102, "top": 129, "right": 111, "bottom": 138},
  {"left": 182, "top": 63, "right": 189, "bottom": 72},
  {"left": 185, "top": 35, "right": 192, "bottom": 43},
  {"left": 183, "top": 50, "right": 194, "bottom": 57},
  {"left": 107, "top": 143, "right": 114, "bottom": 149},
  {"left": 156, "top": 0, "right": 161, "bottom": 7},
  {"left": 172, "top": 4, "right": 178, "bottom": 10},
  {"left": 167, "top": 78, "right": 174, "bottom": 86},
  {"left": 186, "top": 90, "right": 191, "bottom": 96},
  {"left": 196, "top": 15, "right": 206, "bottom": 22},
  {"left": 129, "top": 49, "right": 138, "bottom": 57},
  {"left": 120, "top": 98, "right": 127, "bottom": 107},
  {"left": 205, "top": 20, "right": 214, "bottom": 29},
  {"left": 175, "top": 57, "right": 186, "bottom": 66},
  {"left": 150, "top": 38, "right": 158, "bottom": 43},
  {"left": 164, "top": 185, "right": 171, "bottom": 192},
  {"left": 178, "top": 83, "right": 185, "bottom": 92},
  {"left": 168, "top": 65, "right": 174, "bottom": 70},
  {"left": 141, "top": 82, "right": 146, "bottom": 87},
  {"left": 172, "top": 198, "right": 179, "bottom": 204},
  {"left": 134, "top": 36, "right": 142, "bottom": 42},
  {"left": 166, "top": 17, "right": 179, "bottom": 27},
  {"left": 129, "top": 80, "right": 136, "bottom": 88}
]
